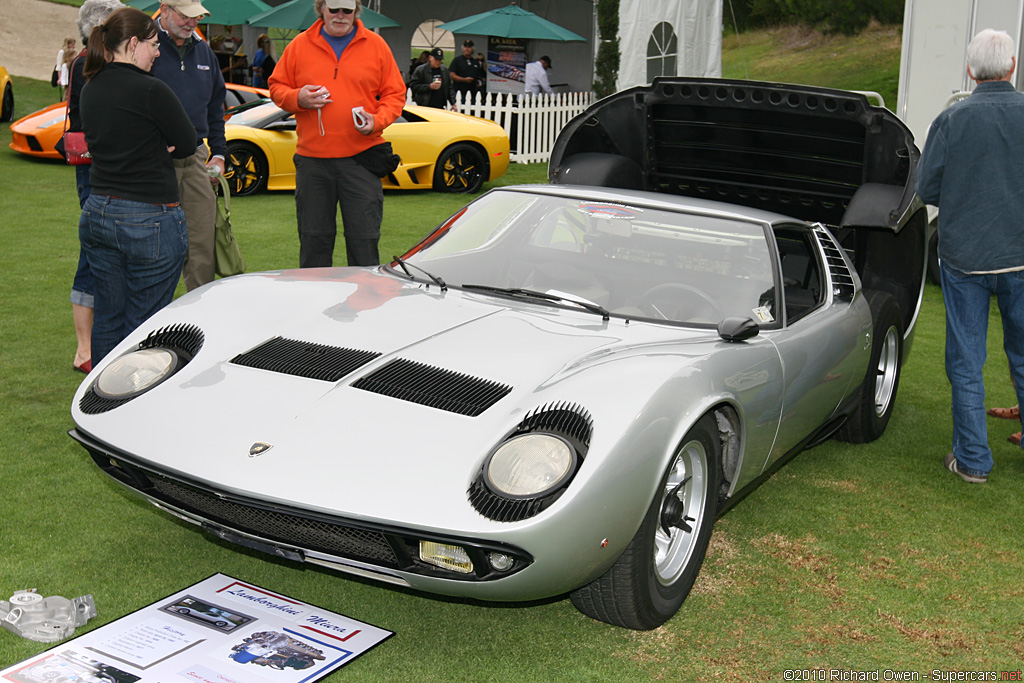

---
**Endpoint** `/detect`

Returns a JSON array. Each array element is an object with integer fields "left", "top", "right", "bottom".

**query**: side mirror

[{"left": 718, "top": 316, "right": 760, "bottom": 342}]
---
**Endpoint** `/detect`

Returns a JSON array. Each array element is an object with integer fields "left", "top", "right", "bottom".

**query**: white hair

[
  {"left": 967, "top": 29, "right": 1016, "bottom": 81},
  {"left": 77, "top": 0, "right": 128, "bottom": 44}
]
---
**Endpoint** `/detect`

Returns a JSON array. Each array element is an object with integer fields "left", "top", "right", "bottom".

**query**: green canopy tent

[
  {"left": 437, "top": 4, "right": 585, "bottom": 41},
  {"left": 246, "top": 0, "right": 399, "bottom": 31},
  {"left": 198, "top": 0, "right": 271, "bottom": 26}
]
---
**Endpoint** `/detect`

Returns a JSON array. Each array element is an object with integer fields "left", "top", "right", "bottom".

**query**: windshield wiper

[
  {"left": 390, "top": 255, "right": 447, "bottom": 292},
  {"left": 462, "top": 284, "right": 610, "bottom": 321}
]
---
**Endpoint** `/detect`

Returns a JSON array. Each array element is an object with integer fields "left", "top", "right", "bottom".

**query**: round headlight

[
  {"left": 485, "top": 434, "right": 576, "bottom": 498},
  {"left": 95, "top": 348, "right": 179, "bottom": 398}
]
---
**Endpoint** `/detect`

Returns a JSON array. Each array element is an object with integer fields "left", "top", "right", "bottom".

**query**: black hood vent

[
  {"left": 231, "top": 337, "right": 381, "bottom": 382},
  {"left": 353, "top": 359, "right": 512, "bottom": 416}
]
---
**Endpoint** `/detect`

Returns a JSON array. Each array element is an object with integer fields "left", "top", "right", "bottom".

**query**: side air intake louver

[
  {"left": 814, "top": 227, "right": 856, "bottom": 300},
  {"left": 230, "top": 337, "right": 381, "bottom": 382},
  {"left": 352, "top": 359, "right": 512, "bottom": 417}
]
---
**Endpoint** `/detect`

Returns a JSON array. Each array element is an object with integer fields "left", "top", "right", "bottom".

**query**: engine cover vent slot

[
  {"left": 230, "top": 337, "right": 381, "bottom": 382},
  {"left": 353, "top": 359, "right": 512, "bottom": 416}
]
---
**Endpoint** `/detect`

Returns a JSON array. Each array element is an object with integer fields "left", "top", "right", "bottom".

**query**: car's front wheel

[
  {"left": 224, "top": 142, "right": 268, "bottom": 196},
  {"left": 433, "top": 143, "right": 485, "bottom": 193},
  {"left": 835, "top": 290, "right": 903, "bottom": 443},
  {"left": 0, "top": 83, "right": 13, "bottom": 122},
  {"left": 570, "top": 414, "right": 721, "bottom": 630}
]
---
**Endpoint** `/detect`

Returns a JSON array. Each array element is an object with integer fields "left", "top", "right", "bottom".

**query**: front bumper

[{"left": 71, "top": 428, "right": 535, "bottom": 590}]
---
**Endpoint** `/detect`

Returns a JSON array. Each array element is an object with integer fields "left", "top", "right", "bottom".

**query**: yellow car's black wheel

[
  {"left": 433, "top": 143, "right": 485, "bottom": 193},
  {"left": 1, "top": 83, "right": 13, "bottom": 122},
  {"left": 225, "top": 142, "right": 268, "bottom": 197}
]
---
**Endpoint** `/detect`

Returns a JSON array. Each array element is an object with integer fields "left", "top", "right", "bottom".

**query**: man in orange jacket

[{"left": 269, "top": 0, "right": 406, "bottom": 267}]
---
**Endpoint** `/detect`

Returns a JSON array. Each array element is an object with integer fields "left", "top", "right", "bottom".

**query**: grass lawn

[
  {"left": 722, "top": 22, "right": 903, "bottom": 111},
  {"left": 2, "top": 54, "right": 1023, "bottom": 680}
]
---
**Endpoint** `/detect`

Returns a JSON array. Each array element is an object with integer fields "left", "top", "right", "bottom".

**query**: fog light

[
  {"left": 419, "top": 541, "right": 473, "bottom": 574},
  {"left": 488, "top": 552, "right": 514, "bottom": 572}
]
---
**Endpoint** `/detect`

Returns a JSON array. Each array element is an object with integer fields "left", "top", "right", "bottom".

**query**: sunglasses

[{"left": 327, "top": 6, "right": 354, "bottom": 14}]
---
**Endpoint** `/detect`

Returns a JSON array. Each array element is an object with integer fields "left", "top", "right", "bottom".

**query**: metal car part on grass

[{"left": 1, "top": 589, "right": 97, "bottom": 643}]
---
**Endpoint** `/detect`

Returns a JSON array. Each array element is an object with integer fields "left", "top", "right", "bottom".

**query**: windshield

[{"left": 400, "top": 190, "right": 777, "bottom": 325}]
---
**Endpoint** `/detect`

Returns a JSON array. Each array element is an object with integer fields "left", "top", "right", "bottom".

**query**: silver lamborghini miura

[{"left": 70, "top": 78, "right": 927, "bottom": 630}]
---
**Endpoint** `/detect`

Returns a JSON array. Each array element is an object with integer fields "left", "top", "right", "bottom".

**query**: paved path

[{"left": 0, "top": 0, "right": 81, "bottom": 81}]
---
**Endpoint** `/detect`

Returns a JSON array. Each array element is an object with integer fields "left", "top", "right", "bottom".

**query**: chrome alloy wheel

[
  {"left": 654, "top": 438, "right": 709, "bottom": 586},
  {"left": 873, "top": 324, "right": 900, "bottom": 417}
]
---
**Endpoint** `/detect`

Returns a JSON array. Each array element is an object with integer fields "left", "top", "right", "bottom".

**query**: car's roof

[{"left": 493, "top": 183, "right": 810, "bottom": 227}]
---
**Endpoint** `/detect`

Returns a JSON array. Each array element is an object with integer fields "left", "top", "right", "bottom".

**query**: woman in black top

[{"left": 79, "top": 7, "right": 196, "bottom": 365}]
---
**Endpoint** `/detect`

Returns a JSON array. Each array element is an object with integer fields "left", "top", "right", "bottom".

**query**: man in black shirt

[
  {"left": 410, "top": 47, "right": 456, "bottom": 111},
  {"left": 449, "top": 39, "right": 485, "bottom": 101}
]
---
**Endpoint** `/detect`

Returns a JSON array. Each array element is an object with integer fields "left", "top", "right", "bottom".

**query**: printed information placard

[{"left": 1, "top": 574, "right": 392, "bottom": 683}]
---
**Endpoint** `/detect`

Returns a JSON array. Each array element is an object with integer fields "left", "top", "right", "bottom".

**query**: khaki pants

[{"left": 173, "top": 144, "right": 217, "bottom": 291}]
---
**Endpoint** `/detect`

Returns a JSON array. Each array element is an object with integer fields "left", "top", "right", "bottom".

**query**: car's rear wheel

[
  {"left": 835, "top": 290, "right": 903, "bottom": 443},
  {"left": 927, "top": 227, "right": 941, "bottom": 286},
  {"left": 1, "top": 83, "right": 13, "bottom": 122},
  {"left": 570, "top": 414, "right": 721, "bottom": 630},
  {"left": 433, "top": 143, "right": 485, "bottom": 193},
  {"left": 225, "top": 142, "right": 268, "bottom": 196}
]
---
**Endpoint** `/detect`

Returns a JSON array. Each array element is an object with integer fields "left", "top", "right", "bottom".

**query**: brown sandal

[
  {"left": 987, "top": 405, "right": 1020, "bottom": 420},
  {"left": 1010, "top": 432, "right": 1022, "bottom": 446}
]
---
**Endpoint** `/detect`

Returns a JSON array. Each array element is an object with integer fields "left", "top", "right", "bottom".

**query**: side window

[{"left": 773, "top": 228, "right": 824, "bottom": 323}]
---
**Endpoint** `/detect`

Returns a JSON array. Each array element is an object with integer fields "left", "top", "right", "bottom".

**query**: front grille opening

[{"left": 149, "top": 474, "right": 400, "bottom": 565}]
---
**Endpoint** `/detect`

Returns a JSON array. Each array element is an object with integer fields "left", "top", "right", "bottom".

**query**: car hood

[{"left": 73, "top": 268, "right": 720, "bottom": 532}]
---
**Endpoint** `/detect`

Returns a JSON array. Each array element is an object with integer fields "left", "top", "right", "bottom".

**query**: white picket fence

[{"left": 406, "top": 89, "right": 596, "bottom": 164}]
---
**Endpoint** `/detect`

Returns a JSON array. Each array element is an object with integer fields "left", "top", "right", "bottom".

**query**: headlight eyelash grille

[
  {"left": 468, "top": 402, "right": 593, "bottom": 523},
  {"left": 79, "top": 324, "right": 204, "bottom": 414}
]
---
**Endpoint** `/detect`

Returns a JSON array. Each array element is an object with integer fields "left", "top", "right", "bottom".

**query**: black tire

[
  {"left": 224, "top": 142, "right": 268, "bottom": 197},
  {"left": 927, "top": 228, "right": 941, "bottom": 286},
  {"left": 0, "top": 83, "right": 13, "bottom": 122},
  {"left": 432, "top": 143, "right": 485, "bottom": 193},
  {"left": 835, "top": 290, "right": 903, "bottom": 443},
  {"left": 570, "top": 414, "right": 721, "bottom": 630}
]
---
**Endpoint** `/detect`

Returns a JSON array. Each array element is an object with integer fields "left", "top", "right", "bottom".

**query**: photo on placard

[
  {"left": 160, "top": 595, "right": 255, "bottom": 633},
  {"left": 4, "top": 649, "right": 141, "bottom": 683},
  {"left": 225, "top": 629, "right": 335, "bottom": 674}
]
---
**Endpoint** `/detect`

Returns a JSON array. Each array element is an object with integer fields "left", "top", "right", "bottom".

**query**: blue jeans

[
  {"left": 71, "top": 164, "right": 94, "bottom": 306},
  {"left": 79, "top": 195, "right": 187, "bottom": 364},
  {"left": 941, "top": 262, "right": 1024, "bottom": 476}
]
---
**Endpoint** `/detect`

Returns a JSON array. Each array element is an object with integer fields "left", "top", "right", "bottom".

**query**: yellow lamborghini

[{"left": 223, "top": 99, "right": 510, "bottom": 195}]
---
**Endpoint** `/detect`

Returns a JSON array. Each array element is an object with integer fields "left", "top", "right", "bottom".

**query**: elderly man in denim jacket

[{"left": 916, "top": 28, "right": 1024, "bottom": 484}]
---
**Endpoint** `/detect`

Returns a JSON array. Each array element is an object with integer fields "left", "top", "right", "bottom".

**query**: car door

[{"left": 759, "top": 224, "right": 865, "bottom": 471}]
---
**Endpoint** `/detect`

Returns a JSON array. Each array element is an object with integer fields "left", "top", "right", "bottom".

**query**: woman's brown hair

[{"left": 84, "top": 7, "right": 157, "bottom": 79}]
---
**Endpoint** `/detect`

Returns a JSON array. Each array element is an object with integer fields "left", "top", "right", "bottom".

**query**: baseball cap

[
  {"left": 162, "top": 0, "right": 209, "bottom": 18},
  {"left": 541, "top": 55, "right": 552, "bottom": 67},
  {"left": 463, "top": 39, "right": 474, "bottom": 47},
  {"left": 430, "top": 47, "right": 443, "bottom": 60},
  {"left": 324, "top": 0, "right": 357, "bottom": 10}
]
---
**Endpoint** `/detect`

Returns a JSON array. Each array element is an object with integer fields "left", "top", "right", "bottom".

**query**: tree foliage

[
  {"left": 594, "top": 0, "right": 619, "bottom": 98},
  {"left": 729, "top": 0, "right": 903, "bottom": 34}
]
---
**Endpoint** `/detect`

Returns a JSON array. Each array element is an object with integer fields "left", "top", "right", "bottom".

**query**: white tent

[{"left": 616, "top": 0, "right": 722, "bottom": 90}]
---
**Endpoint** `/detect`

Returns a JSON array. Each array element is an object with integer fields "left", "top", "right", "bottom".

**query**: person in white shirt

[{"left": 524, "top": 55, "right": 553, "bottom": 94}]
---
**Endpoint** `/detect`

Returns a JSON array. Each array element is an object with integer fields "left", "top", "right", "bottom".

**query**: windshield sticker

[
  {"left": 752, "top": 306, "right": 774, "bottom": 323},
  {"left": 576, "top": 203, "right": 643, "bottom": 219}
]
